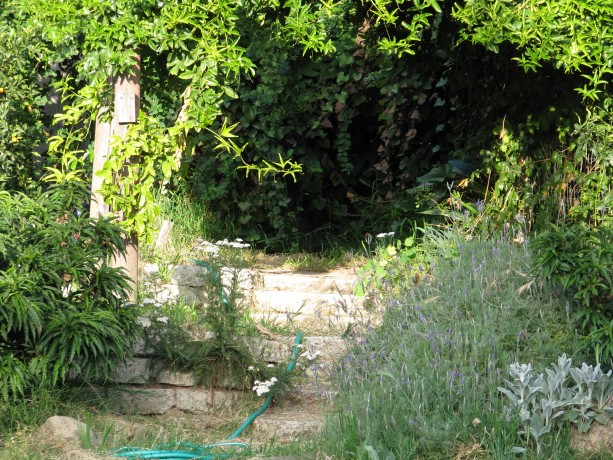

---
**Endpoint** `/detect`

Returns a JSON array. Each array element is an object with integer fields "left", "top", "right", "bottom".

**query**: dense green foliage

[
  {"left": 2, "top": 0, "right": 613, "bottom": 379},
  {"left": 0, "top": 6, "right": 54, "bottom": 190},
  {"left": 0, "top": 182, "right": 141, "bottom": 401},
  {"left": 188, "top": 0, "right": 613, "bottom": 249},
  {"left": 454, "top": 0, "right": 613, "bottom": 101},
  {"left": 3, "top": 0, "right": 612, "bottom": 245},
  {"left": 531, "top": 223, "right": 613, "bottom": 367},
  {"left": 190, "top": 0, "right": 469, "bottom": 246},
  {"left": 0, "top": 0, "right": 326, "bottom": 242}
]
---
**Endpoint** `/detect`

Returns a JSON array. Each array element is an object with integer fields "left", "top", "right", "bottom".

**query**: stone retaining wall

[
  {"left": 108, "top": 334, "right": 345, "bottom": 415},
  {"left": 106, "top": 264, "right": 351, "bottom": 415}
]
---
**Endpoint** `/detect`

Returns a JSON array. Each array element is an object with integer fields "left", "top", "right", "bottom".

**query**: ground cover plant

[
  {"left": 321, "top": 225, "right": 612, "bottom": 459},
  {"left": 140, "top": 255, "right": 263, "bottom": 389}
]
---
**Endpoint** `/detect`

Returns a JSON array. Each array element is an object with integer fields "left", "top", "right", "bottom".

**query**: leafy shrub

[
  {"left": 0, "top": 6, "right": 54, "bottom": 190},
  {"left": 0, "top": 182, "right": 141, "bottom": 401},
  {"left": 142, "top": 257, "right": 312, "bottom": 398},
  {"left": 186, "top": 1, "right": 490, "bottom": 249},
  {"left": 143, "top": 256, "right": 260, "bottom": 388},
  {"left": 355, "top": 231, "right": 425, "bottom": 299},
  {"left": 185, "top": 0, "right": 590, "bottom": 250},
  {"left": 531, "top": 223, "right": 613, "bottom": 367}
]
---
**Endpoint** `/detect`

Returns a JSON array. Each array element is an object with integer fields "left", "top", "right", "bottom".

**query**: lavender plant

[{"left": 323, "top": 228, "right": 586, "bottom": 459}]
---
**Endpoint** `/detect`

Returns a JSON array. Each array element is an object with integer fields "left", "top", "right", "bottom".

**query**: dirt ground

[{"left": 1, "top": 395, "right": 330, "bottom": 460}]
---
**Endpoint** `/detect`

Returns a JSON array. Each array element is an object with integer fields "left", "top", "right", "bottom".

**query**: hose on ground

[{"left": 111, "top": 294, "right": 304, "bottom": 459}]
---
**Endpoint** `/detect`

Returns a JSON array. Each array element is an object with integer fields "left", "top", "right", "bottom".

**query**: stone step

[
  {"left": 256, "top": 269, "right": 358, "bottom": 294},
  {"left": 103, "top": 380, "right": 337, "bottom": 418},
  {"left": 249, "top": 289, "right": 364, "bottom": 332},
  {"left": 250, "top": 312, "right": 357, "bottom": 332},
  {"left": 168, "top": 265, "right": 360, "bottom": 296},
  {"left": 159, "top": 266, "right": 363, "bottom": 312},
  {"left": 252, "top": 291, "right": 363, "bottom": 315},
  {"left": 251, "top": 403, "right": 326, "bottom": 440}
]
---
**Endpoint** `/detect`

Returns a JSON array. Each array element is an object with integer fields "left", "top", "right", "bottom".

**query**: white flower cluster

[
  {"left": 376, "top": 232, "right": 395, "bottom": 238},
  {"left": 253, "top": 377, "right": 277, "bottom": 396},
  {"left": 300, "top": 350, "right": 322, "bottom": 361},
  {"left": 215, "top": 238, "right": 251, "bottom": 249},
  {"left": 140, "top": 298, "right": 171, "bottom": 324},
  {"left": 196, "top": 238, "right": 250, "bottom": 256},
  {"left": 140, "top": 298, "right": 162, "bottom": 307},
  {"left": 143, "top": 263, "right": 160, "bottom": 276}
]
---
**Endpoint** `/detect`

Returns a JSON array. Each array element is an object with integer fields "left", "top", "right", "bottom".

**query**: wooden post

[
  {"left": 90, "top": 109, "right": 112, "bottom": 219},
  {"left": 112, "top": 55, "right": 141, "bottom": 302},
  {"left": 90, "top": 54, "right": 141, "bottom": 303}
]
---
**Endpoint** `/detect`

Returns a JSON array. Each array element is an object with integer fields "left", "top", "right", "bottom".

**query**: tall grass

[
  {"left": 0, "top": 384, "right": 108, "bottom": 437},
  {"left": 157, "top": 190, "right": 233, "bottom": 247},
  {"left": 139, "top": 189, "right": 234, "bottom": 268},
  {"left": 322, "top": 231, "right": 589, "bottom": 459}
]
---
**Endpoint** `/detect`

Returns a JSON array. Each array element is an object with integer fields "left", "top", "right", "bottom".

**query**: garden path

[{"left": 240, "top": 266, "right": 369, "bottom": 442}]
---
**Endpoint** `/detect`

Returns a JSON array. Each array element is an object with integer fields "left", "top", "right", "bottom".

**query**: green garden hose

[
  {"left": 227, "top": 332, "right": 303, "bottom": 440},
  {"left": 112, "top": 441, "right": 247, "bottom": 459},
  {"left": 111, "top": 258, "right": 305, "bottom": 459},
  {"left": 111, "top": 333, "right": 303, "bottom": 459}
]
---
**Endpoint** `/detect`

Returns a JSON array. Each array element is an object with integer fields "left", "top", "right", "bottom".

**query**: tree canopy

[{"left": 1, "top": 0, "right": 613, "bottom": 247}]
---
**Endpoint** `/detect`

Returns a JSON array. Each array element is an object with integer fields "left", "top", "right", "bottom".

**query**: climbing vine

[{"left": 5, "top": 0, "right": 324, "bottom": 242}]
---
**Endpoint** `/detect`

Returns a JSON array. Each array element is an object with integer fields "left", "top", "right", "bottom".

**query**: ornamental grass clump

[
  {"left": 323, "top": 228, "right": 587, "bottom": 459},
  {"left": 142, "top": 257, "right": 258, "bottom": 389}
]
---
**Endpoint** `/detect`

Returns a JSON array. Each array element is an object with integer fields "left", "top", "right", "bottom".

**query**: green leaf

[
  {"left": 594, "top": 413, "right": 608, "bottom": 425},
  {"left": 577, "top": 419, "right": 591, "bottom": 433},
  {"left": 223, "top": 86, "right": 238, "bottom": 98}
]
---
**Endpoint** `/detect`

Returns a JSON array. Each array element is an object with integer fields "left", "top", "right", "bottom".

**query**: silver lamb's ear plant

[
  {"left": 519, "top": 412, "right": 551, "bottom": 456},
  {"left": 546, "top": 353, "right": 572, "bottom": 396},
  {"left": 563, "top": 362, "right": 613, "bottom": 432},
  {"left": 570, "top": 362, "right": 613, "bottom": 409},
  {"left": 592, "top": 368, "right": 613, "bottom": 412},
  {"left": 498, "top": 362, "right": 548, "bottom": 452},
  {"left": 499, "top": 354, "right": 613, "bottom": 454},
  {"left": 498, "top": 362, "right": 543, "bottom": 420}
]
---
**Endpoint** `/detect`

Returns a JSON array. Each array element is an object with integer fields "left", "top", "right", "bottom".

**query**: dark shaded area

[{"left": 185, "top": 7, "right": 584, "bottom": 250}]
